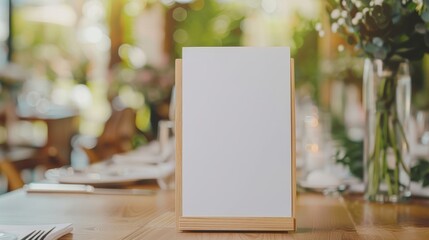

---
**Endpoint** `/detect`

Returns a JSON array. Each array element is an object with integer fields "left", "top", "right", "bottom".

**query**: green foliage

[
  {"left": 131, "top": 133, "right": 149, "bottom": 149},
  {"left": 292, "top": 13, "right": 320, "bottom": 104},
  {"left": 173, "top": 0, "right": 243, "bottom": 58},
  {"left": 333, "top": 115, "right": 429, "bottom": 187},
  {"left": 328, "top": 0, "right": 429, "bottom": 61},
  {"left": 12, "top": 5, "right": 89, "bottom": 84},
  {"left": 335, "top": 140, "right": 364, "bottom": 180},
  {"left": 411, "top": 158, "right": 429, "bottom": 187},
  {"left": 331, "top": 116, "right": 364, "bottom": 179}
]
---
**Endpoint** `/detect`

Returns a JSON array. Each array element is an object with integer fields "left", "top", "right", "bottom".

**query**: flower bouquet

[{"left": 328, "top": 0, "right": 429, "bottom": 202}]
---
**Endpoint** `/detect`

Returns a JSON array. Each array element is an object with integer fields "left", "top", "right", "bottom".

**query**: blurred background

[{"left": 0, "top": 0, "right": 429, "bottom": 193}]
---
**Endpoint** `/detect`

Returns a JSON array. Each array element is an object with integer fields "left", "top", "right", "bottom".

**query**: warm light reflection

[
  {"left": 306, "top": 143, "right": 319, "bottom": 153},
  {"left": 305, "top": 115, "right": 319, "bottom": 128}
]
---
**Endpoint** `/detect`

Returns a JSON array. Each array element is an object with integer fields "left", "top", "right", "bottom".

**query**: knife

[{"left": 24, "top": 183, "right": 155, "bottom": 195}]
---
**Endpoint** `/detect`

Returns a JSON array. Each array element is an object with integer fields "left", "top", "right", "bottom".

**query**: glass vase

[{"left": 363, "top": 59, "right": 412, "bottom": 202}]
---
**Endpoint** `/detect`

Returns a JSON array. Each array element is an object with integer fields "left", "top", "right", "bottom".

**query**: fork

[{"left": 21, "top": 227, "right": 55, "bottom": 240}]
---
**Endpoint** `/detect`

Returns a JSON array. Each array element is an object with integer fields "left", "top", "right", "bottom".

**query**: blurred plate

[
  {"left": 299, "top": 180, "right": 346, "bottom": 192},
  {"left": 298, "top": 178, "right": 359, "bottom": 193},
  {"left": 45, "top": 161, "right": 175, "bottom": 186}
]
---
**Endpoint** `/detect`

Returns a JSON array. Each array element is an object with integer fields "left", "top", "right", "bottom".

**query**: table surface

[{"left": 1, "top": 188, "right": 429, "bottom": 240}]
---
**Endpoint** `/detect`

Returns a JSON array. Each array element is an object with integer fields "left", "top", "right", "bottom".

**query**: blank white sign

[{"left": 182, "top": 47, "right": 292, "bottom": 217}]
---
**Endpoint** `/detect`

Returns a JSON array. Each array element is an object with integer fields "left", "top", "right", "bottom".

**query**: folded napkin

[{"left": 0, "top": 223, "right": 72, "bottom": 240}]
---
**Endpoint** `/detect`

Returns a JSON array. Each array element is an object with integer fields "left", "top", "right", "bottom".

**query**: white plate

[
  {"left": 298, "top": 178, "right": 360, "bottom": 192},
  {"left": 45, "top": 161, "right": 175, "bottom": 185},
  {"left": 299, "top": 180, "right": 344, "bottom": 192}
]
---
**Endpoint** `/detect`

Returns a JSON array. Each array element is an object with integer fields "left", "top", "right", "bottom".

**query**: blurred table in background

[
  {"left": 0, "top": 187, "right": 429, "bottom": 239},
  {"left": 13, "top": 106, "right": 78, "bottom": 169}
]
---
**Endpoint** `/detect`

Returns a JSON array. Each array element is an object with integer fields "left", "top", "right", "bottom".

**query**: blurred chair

[
  {"left": 0, "top": 107, "right": 78, "bottom": 193},
  {"left": 80, "top": 107, "right": 136, "bottom": 164},
  {"left": 0, "top": 159, "right": 24, "bottom": 191},
  {"left": 1, "top": 115, "right": 78, "bottom": 172},
  {"left": 0, "top": 103, "right": 39, "bottom": 175}
]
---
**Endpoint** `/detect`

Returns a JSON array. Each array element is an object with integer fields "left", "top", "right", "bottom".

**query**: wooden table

[{"left": 0, "top": 189, "right": 429, "bottom": 239}]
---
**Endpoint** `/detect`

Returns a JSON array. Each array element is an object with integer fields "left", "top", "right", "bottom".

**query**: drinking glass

[{"left": 416, "top": 110, "right": 429, "bottom": 145}]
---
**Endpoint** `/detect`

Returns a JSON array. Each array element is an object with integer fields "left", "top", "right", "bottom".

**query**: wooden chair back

[
  {"left": 0, "top": 159, "right": 24, "bottom": 191},
  {"left": 83, "top": 107, "right": 136, "bottom": 163}
]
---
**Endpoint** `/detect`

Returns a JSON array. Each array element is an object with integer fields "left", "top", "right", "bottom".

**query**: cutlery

[
  {"left": 21, "top": 227, "right": 55, "bottom": 240},
  {"left": 24, "top": 183, "right": 155, "bottom": 195}
]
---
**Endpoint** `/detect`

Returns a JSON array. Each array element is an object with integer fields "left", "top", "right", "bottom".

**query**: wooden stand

[{"left": 175, "top": 57, "right": 296, "bottom": 232}]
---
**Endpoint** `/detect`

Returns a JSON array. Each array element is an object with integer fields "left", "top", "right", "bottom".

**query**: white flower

[
  {"left": 355, "top": 1, "right": 362, "bottom": 8},
  {"left": 331, "top": 9, "right": 341, "bottom": 19},
  {"left": 355, "top": 12, "right": 363, "bottom": 19},
  {"left": 374, "top": 0, "right": 383, "bottom": 5},
  {"left": 331, "top": 23, "right": 339, "bottom": 32}
]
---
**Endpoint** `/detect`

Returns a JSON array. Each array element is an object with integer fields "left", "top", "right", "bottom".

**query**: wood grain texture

[
  {"left": 179, "top": 217, "right": 295, "bottom": 231},
  {"left": 175, "top": 59, "right": 183, "bottom": 232},
  {"left": 2, "top": 189, "right": 429, "bottom": 239},
  {"left": 344, "top": 194, "right": 429, "bottom": 240}
]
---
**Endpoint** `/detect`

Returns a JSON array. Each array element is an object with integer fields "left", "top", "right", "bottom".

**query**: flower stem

[{"left": 367, "top": 72, "right": 410, "bottom": 200}]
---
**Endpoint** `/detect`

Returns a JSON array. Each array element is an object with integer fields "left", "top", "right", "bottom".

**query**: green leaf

[
  {"left": 411, "top": 165, "right": 421, "bottom": 182},
  {"left": 406, "top": 2, "right": 418, "bottom": 11},
  {"left": 410, "top": 159, "right": 429, "bottom": 187},
  {"left": 423, "top": 177, "right": 429, "bottom": 187}
]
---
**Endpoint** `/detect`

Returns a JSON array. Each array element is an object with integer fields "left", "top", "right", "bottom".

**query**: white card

[{"left": 181, "top": 47, "right": 292, "bottom": 217}]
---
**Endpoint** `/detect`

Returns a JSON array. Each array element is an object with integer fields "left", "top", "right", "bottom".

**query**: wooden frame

[{"left": 175, "top": 57, "right": 296, "bottom": 232}]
